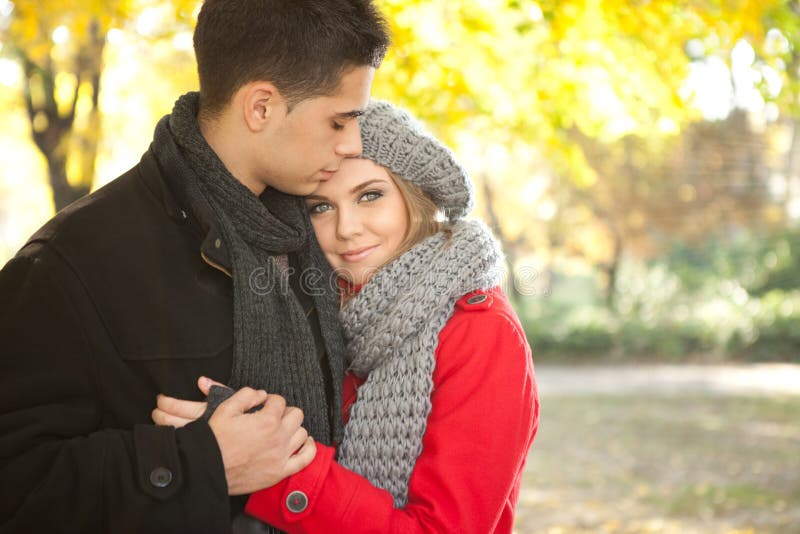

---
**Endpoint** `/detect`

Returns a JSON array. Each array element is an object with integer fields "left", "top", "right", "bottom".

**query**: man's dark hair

[{"left": 194, "top": 0, "right": 390, "bottom": 115}]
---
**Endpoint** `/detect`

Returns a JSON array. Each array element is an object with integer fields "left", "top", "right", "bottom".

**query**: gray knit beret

[{"left": 358, "top": 100, "right": 474, "bottom": 220}]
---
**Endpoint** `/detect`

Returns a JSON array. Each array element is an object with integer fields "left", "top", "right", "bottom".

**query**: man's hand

[
  {"left": 209, "top": 387, "right": 316, "bottom": 494},
  {"left": 153, "top": 377, "right": 316, "bottom": 495}
]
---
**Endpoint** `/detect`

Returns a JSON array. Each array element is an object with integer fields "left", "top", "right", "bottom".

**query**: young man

[{"left": 0, "top": 1, "right": 389, "bottom": 532}]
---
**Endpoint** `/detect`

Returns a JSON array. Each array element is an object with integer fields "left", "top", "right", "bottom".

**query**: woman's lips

[{"left": 340, "top": 245, "right": 379, "bottom": 263}]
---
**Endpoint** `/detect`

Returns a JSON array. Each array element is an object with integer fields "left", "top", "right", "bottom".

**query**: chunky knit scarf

[
  {"left": 337, "top": 219, "right": 503, "bottom": 507},
  {"left": 152, "top": 92, "right": 345, "bottom": 447}
]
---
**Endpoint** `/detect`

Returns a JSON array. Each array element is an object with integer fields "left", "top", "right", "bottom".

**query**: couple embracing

[{"left": 0, "top": 1, "right": 538, "bottom": 532}]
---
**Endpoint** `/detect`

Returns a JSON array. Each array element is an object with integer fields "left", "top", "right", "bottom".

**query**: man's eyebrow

[{"left": 334, "top": 110, "right": 366, "bottom": 120}]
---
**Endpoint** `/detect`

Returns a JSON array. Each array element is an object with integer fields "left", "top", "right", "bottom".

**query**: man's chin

[
  {"left": 301, "top": 184, "right": 324, "bottom": 197},
  {"left": 275, "top": 181, "right": 321, "bottom": 198}
]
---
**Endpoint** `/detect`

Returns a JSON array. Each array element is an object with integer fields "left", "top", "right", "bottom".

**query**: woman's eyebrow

[{"left": 350, "top": 179, "right": 387, "bottom": 194}]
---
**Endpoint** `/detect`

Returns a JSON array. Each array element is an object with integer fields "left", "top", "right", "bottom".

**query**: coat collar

[{"left": 138, "top": 148, "right": 233, "bottom": 274}]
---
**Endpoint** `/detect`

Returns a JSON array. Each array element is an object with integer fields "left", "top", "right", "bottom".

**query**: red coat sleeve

[{"left": 246, "top": 289, "right": 539, "bottom": 533}]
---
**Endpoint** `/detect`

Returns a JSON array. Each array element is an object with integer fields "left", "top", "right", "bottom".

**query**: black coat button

[
  {"left": 285, "top": 490, "right": 308, "bottom": 513},
  {"left": 149, "top": 467, "right": 173, "bottom": 488}
]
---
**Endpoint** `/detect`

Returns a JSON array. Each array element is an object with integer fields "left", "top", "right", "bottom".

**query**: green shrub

[
  {"left": 618, "top": 320, "right": 715, "bottom": 359},
  {"left": 744, "top": 315, "right": 800, "bottom": 362},
  {"left": 559, "top": 323, "right": 614, "bottom": 355},
  {"left": 521, "top": 322, "right": 559, "bottom": 357},
  {"left": 511, "top": 229, "right": 800, "bottom": 363}
]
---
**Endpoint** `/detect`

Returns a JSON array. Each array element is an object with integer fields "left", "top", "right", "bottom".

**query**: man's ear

[{"left": 241, "top": 82, "right": 281, "bottom": 132}]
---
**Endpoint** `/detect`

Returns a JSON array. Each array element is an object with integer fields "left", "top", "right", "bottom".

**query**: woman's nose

[{"left": 336, "top": 207, "right": 363, "bottom": 239}]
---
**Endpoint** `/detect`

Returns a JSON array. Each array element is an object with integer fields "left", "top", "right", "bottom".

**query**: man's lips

[
  {"left": 340, "top": 245, "right": 379, "bottom": 263},
  {"left": 320, "top": 169, "right": 338, "bottom": 180}
]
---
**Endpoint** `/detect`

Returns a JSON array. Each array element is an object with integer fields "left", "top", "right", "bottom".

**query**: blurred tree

[
  {"left": 0, "top": 0, "right": 195, "bottom": 211},
  {"left": 757, "top": 1, "right": 800, "bottom": 217},
  {"left": 1, "top": 0, "right": 798, "bottom": 266},
  {"left": 371, "top": 0, "right": 790, "bottom": 302},
  {"left": 564, "top": 0, "right": 800, "bottom": 307},
  {"left": 560, "top": 109, "right": 780, "bottom": 307}
]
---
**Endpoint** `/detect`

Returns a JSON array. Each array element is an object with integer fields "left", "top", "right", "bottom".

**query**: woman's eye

[
  {"left": 308, "top": 202, "right": 332, "bottom": 215},
  {"left": 332, "top": 122, "right": 345, "bottom": 131},
  {"left": 360, "top": 190, "right": 383, "bottom": 203}
]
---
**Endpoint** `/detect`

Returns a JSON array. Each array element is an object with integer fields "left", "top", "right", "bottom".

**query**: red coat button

[{"left": 456, "top": 291, "right": 493, "bottom": 311}]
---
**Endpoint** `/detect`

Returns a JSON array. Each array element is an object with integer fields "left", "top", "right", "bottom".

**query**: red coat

[{"left": 245, "top": 287, "right": 539, "bottom": 533}]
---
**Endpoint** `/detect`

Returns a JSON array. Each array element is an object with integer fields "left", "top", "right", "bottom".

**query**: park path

[{"left": 534, "top": 362, "right": 800, "bottom": 396}]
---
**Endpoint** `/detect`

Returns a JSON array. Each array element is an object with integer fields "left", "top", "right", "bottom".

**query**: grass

[
  {"left": 663, "top": 483, "right": 787, "bottom": 517},
  {"left": 514, "top": 395, "right": 800, "bottom": 533}
]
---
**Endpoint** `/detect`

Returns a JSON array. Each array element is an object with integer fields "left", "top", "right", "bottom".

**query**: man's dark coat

[{"left": 0, "top": 148, "right": 330, "bottom": 533}]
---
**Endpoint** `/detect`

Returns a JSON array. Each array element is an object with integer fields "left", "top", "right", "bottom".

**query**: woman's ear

[{"left": 241, "top": 81, "right": 281, "bottom": 132}]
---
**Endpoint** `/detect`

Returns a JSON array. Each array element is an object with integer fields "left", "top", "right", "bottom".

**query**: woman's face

[{"left": 306, "top": 158, "right": 409, "bottom": 286}]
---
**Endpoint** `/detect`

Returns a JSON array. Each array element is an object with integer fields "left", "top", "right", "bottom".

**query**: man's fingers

[
  {"left": 283, "top": 437, "right": 316, "bottom": 477},
  {"left": 281, "top": 406, "right": 305, "bottom": 430},
  {"left": 216, "top": 387, "right": 268, "bottom": 417},
  {"left": 197, "top": 375, "right": 228, "bottom": 396},
  {"left": 259, "top": 393, "right": 287, "bottom": 419},
  {"left": 287, "top": 426, "right": 309, "bottom": 454},
  {"left": 156, "top": 395, "right": 207, "bottom": 419},
  {"left": 152, "top": 408, "right": 195, "bottom": 428}
]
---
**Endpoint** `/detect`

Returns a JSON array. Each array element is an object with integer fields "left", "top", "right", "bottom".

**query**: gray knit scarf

[
  {"left": 152, "top": 92, "right": 345, "bottom": 447},
  {"left": 337, "top": 219, "right": 503, "bottom": 507}
]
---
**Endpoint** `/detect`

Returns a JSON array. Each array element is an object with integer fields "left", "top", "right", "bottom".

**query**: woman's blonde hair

[{"left": 389, "top": 170, "right": 449, "bottom": 257}]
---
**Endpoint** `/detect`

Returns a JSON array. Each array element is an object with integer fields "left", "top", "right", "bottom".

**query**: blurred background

[{"left": 1, "top": 0, "right": 798, "bottom": 532}]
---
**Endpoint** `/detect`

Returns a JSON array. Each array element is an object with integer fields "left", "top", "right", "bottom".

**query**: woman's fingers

[
  {"left": 156, "top": 394, "right": 208, "bottom": 420},
  {"left": 151, "top": 407, "right": 196, "bottom": 428},
  {"left": 197, "top": 375, "right": 229, "bottom": 396}
]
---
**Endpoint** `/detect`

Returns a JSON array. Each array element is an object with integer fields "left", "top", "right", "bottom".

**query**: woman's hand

[
  {"left": 152, "top": 395, "right": 207, "bottom": 427},
  {"left": 151, "top": 375, "right": 222, "bottom": 427}
]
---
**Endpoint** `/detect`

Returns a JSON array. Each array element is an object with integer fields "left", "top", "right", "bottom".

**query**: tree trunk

[
  {"left": 478, "top": 172, "right": 522, "bottom": 302},
  {"left": 74, "top": 19, "right": 105, "bottom": 203},
  {"left": 45, "top": 149, "right": 87, "bottom": 211},
  {"left": 21, "top": 19, "right": 104, "bottom": 213},
  {"left": 602, "top": 224, "right": 623, "bottom": 310},
  {"left": 784, "top": 118, "right": 800, "bottom": 218}
]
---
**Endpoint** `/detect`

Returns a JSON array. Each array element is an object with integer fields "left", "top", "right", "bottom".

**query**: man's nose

[{"left": 335, "top": 120, "right": 362, "bottom": 158}]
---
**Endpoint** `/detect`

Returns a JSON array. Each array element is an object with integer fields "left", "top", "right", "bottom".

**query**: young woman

[{"left": 155, "top": 101, "right": 539, "bottom": 532}]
